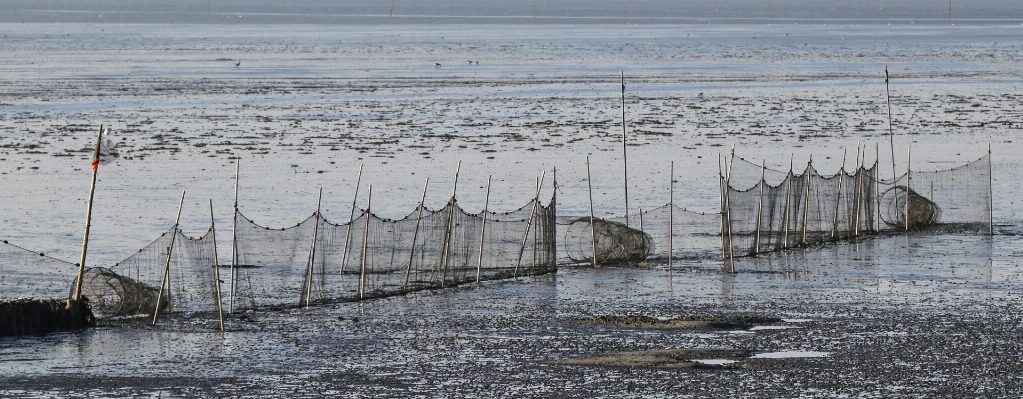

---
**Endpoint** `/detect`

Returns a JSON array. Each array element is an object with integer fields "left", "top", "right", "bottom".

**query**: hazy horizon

[{"left": 2, "top": 0, "right": 1022, "bottom": 24}]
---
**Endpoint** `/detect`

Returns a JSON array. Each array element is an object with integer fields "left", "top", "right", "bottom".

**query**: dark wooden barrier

[{"left": 0, "top": 298, "right": 94, "bottom": 337}]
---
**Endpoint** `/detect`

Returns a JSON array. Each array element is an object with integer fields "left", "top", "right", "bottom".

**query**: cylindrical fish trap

[{"left": 564, "top": 217, "right": 654, "bottom": 264}]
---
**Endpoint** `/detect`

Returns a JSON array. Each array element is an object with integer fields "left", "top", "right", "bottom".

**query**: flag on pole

[{"left": 92, "top": 128, "right": 119, "bottom": 171}]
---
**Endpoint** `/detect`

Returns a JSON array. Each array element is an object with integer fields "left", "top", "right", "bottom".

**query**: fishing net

[
  {"left": 563, "top": 217, "right": 653, "bottom": 264},
  {"left": 721, "top": 151, "right": 992, "bottom": 259},
  {"left": 560, "top": 205, "right": 722, "bottom": 265},
  {"left": 72, "top": 226, "right": 220, "bottom": 321},
  {"left": 229, "top": 196, "right": 557, "bottom": 310},
  {"left": 0, "top": 240, "right": 77, "bottom": 300}
]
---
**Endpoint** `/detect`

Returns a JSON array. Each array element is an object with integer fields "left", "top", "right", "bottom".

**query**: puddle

[
  {"left": 749, "top": 326, "right": 800, "bottom": 331},
  {"left": 693, "top": 359, "right": 738, "bottom": 365},
  {"left": 781, "top": 319, "right": 814, "bottom": 323},
  {"left": 751, "top": 351, "right": 830, "bottom": 359}
]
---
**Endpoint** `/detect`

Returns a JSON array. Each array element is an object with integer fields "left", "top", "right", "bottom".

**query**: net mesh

[
  {"left": 0, "top": 240, "right": 77, "bottom": 300},
  {"left": 229, "top": 196, "right": 557, "bottom": 310},
  {"left": 721, "top": 152, "right": 992, "bottom": 258}
]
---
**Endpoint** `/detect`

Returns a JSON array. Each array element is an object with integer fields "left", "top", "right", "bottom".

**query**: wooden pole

[
  {"left": 718, "top": 153, "right": 726, "bottom": 259},
  {"left": 885, "top": 66, "right": 897, "bottom": 184},
  {"left": 229, "top": 159, "right": 239, "bottom": 313},
  {"left": 621, "top": 71, "right": 631, "bottom": 229},
  {"left": 515, "top": 171, "right": 545, "bottom": 277},
  {"left": 876, "top": 143, "right": 882, "bottom": 232},
  {"left": 802, "top": 155, "right": 812, "bottom": 244},
  {"left": 832, "top": 148, "right": 847, "bottom": 238},
  {"left": 152, "top": 190, "right": 186, "bottom": 326},
  {"left": 476, "top": 175, "right": 492, "bottom": 283},
  {"left": 439, "top": 161, "right": 461, "bottom": 288},
  {"left": 782, "top": 154, "right": 793, "bottom": 248},
  {"left": 209, "top": 199, "right": 225, "bottom": 332},
  {"left": 586, "top": 156, "right": 598, "bottom": 267},
  {"left": 72, "top": 125, "right": 105, "bottom": 304},
  {"left": 359, "top": 185, "right": 372, "bottom": 300},
  {"left": 906, "top": 145, "right": 911, "bottom": 232},
  {"left": 853, "top": 143, "right": 863, "bottom": 236},
  {"left": 724, "top": 148, "right": 735, "bottom": 273},
  {"left": 339, "top": 164, "right": 364, "bottom": 277},
  {"left": 303, "top": 188, "right": 322, "bottom": 307},
  {"left": 989, "top": 143, "right": 994, "bottom": 235},
  {"left": 754, "top": 159, "right": 766, "bottom": 254},
  {"left": 668, "top": 160, "right": 673, "bottom": 279},
  {"left": 404, "top": 177, "right": 429, "bottom": 291}
]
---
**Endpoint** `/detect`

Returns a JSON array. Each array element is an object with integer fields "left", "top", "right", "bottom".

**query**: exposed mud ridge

[
  {"left": 558, "top": 348, "right": 754, "bottom": 369},
  {"left": 582, "top": 314, "right": 783, "bottom": 330}
]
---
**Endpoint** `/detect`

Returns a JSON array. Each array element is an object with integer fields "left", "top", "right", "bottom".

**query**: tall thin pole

[
  {"left": 516, "top": 171, "right": 545, "bottom": 276},
  {"left": 885, "top": 66, "right": 897, "bottom": 184},
  {"left": 802, "top": 155, "right": 812, "bottom": 244},
  {"left": 72, "top": 125, "right": 105, "bottom": 304},
  {"left": 304, "top": 188, "right": 323, "bottom": 307},
  {"left": 404, "top": 177, "right": 429, "bottom": 291},
  {"left": 876, "top": 143, "right": 882, "bottom": 232},
  {"left": 621, "top": 71, "right": 630, "bottom": 228},
  {"left": 988, "top": 143, "right": 994, "bottom": 235},
  {"left": 754, "top": 159, "right": 766, "bottom": 254},
  {"left": 339, "top": 164, "right": 364, "bottom": 277},
  {"left": 389, "top": 0, "right": 395, "bottom": 17},
  {"left": 782, "top": 154, "right": 793, "bottom": 248},
  {"left": 152, "top": 190, "right": 186, "bottom": 326},
  {"left": 359, "top": 186, "right": 372, "bottom": 300},
  {"left": 906, "top": 145, "right": 911, "bottom": 232},
  {"left": 668, "top": 161, "right": 673, "bottom": 279},
  {"left": 832, "top": 149, "right": 847, "bottom": 238},
  {"left": 724, "top": 149, "right": 735, "bottom": 273},
  {"left": 853, "top": 143, "right": 863, "bottom": 236},
  {"left": 229, "top": 159, "right": 239, "bottom": 313},
  {"left": 209, "top": 199, "right": 225, "bottom": 332},
  {"left": 476, "top": 175, "right": 492, "bottom": 283},
  {"left": 586, "top": 156, "right": 598, "bottom": 267},
  {"left": 439, "top": 161, "right": 461, "bottom": 288},
  {"left": 718, "top": 153, "right": 727, "bottom": 260}
]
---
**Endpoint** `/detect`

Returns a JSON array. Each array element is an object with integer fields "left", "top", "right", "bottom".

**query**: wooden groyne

[{"left": 0, "top": 298, "right": 94, "bottom": 337}]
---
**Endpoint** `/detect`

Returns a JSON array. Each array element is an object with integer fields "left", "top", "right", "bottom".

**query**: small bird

[
  {"left": 467, "top": 60, "right": 473, "bottom": 64},
  {"left": 434, "top": 62, "right": 441, "bottom": 66},
  {"left": 235, "top": 61, "right": 241, "bottom": 67}
]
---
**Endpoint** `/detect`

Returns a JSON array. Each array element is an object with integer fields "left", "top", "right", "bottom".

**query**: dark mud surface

[{"left": 4, "top": 232, "right": 1023, "bottom": 398}]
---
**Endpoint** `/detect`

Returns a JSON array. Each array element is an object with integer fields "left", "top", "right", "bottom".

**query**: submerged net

[{"left": 229, "top": 196, "right": 557, "bottom": 310}]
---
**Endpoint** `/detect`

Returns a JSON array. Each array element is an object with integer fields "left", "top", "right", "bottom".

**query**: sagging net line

[
  {"left": 229, "top": 195, "right": 557, "bottom": 311},
  {"left": 721, "top": 151, "right": 992, "bottom": 259}
]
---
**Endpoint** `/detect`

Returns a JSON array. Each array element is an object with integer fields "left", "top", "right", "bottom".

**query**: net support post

[
  {"left": 515, "top": 171, "right": 545, "bottom": 277},
  {"left": 209, "top": 199, "right": 225, "bottom": 333},
  {"left": 339, "top": 164, "right": 364, "bottom": 278},
  {"left": 476, "top": 175, "right": 492, "bottom": 284},
  {"left": 153, "top": 190, "right": 186, "bottom": 326},
  {"left": 586, "top": 156, "right": 598, "bottom": 267},
  {"left": 404, "top": 178, "right": 429, "bottom": 291},
  {"left": 359, "top": 186, "right": 372, "bottom": 300},
  {"left": 754, "top": 159, "right": 766, "bottom": 254}
]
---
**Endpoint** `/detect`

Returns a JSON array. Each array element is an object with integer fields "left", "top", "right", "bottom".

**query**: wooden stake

[
  {"left": 754, "top": 159, "right": 766, "bottom": 254},
  {"left": 989, "top": 143, "right": 994, "bottom": 235},
  {"left": 802, "top": 155, "right": 812, "bottom": 244},
  {"left": 885, "top": 66, "right": 897, "bottom": 184},
  {"left": 515, "top": 171, "right": 545, "bottom": 277},
  {"left": 72, "top": 125, "right": 105, "bottom": 304},
  {"left": 832, "top": 148, "right": 847, "bottom": 238},
  {"left": 303, "top": 188, "right": 322, "bottom": 307},
  {"left": 906, "top": 145, "right": 911, "bottom": 232},
  {"left": 586, "top": 156, "right": 598, "bottom": 267},
  {"left": 876, "top": 143, "right": 882, "bottom": 232},
  {"left": 724, "top": 147, "right": 735, "bottom": 273},
  {"left": 439, "top": 161, "right": 461, "bottom": 288},
  {"left": 404, "top": 177, "right": 429, "bottom": 291},
  {"left": 339, "top": 164, "right": 364, "bottom": 277},
  {"left": 209, "top": 199, "right": 225, "bottom": 332},
  {"left": 782, "top": 154, "right": 793, "bottom": 248},
  {"left": 668, "top": 160, "right": 673, "bottom": 279},
  {"left": 229, "top": 159, "right": 239, "bottom": 313},
  {"left": 853, "top": 143, "right": 863, "bottom": 236},
  {"left": 621, "top": 71, "right": 630, "bottom": 229},
  {"left": 152, "top": 190, "right": 186, "bottom": 326},
  {"left": 476, "top": 175, "right": 492, "bottom": 283},
  {"left": 359, "top": 185, "right": 372, "bottom": 300}
]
